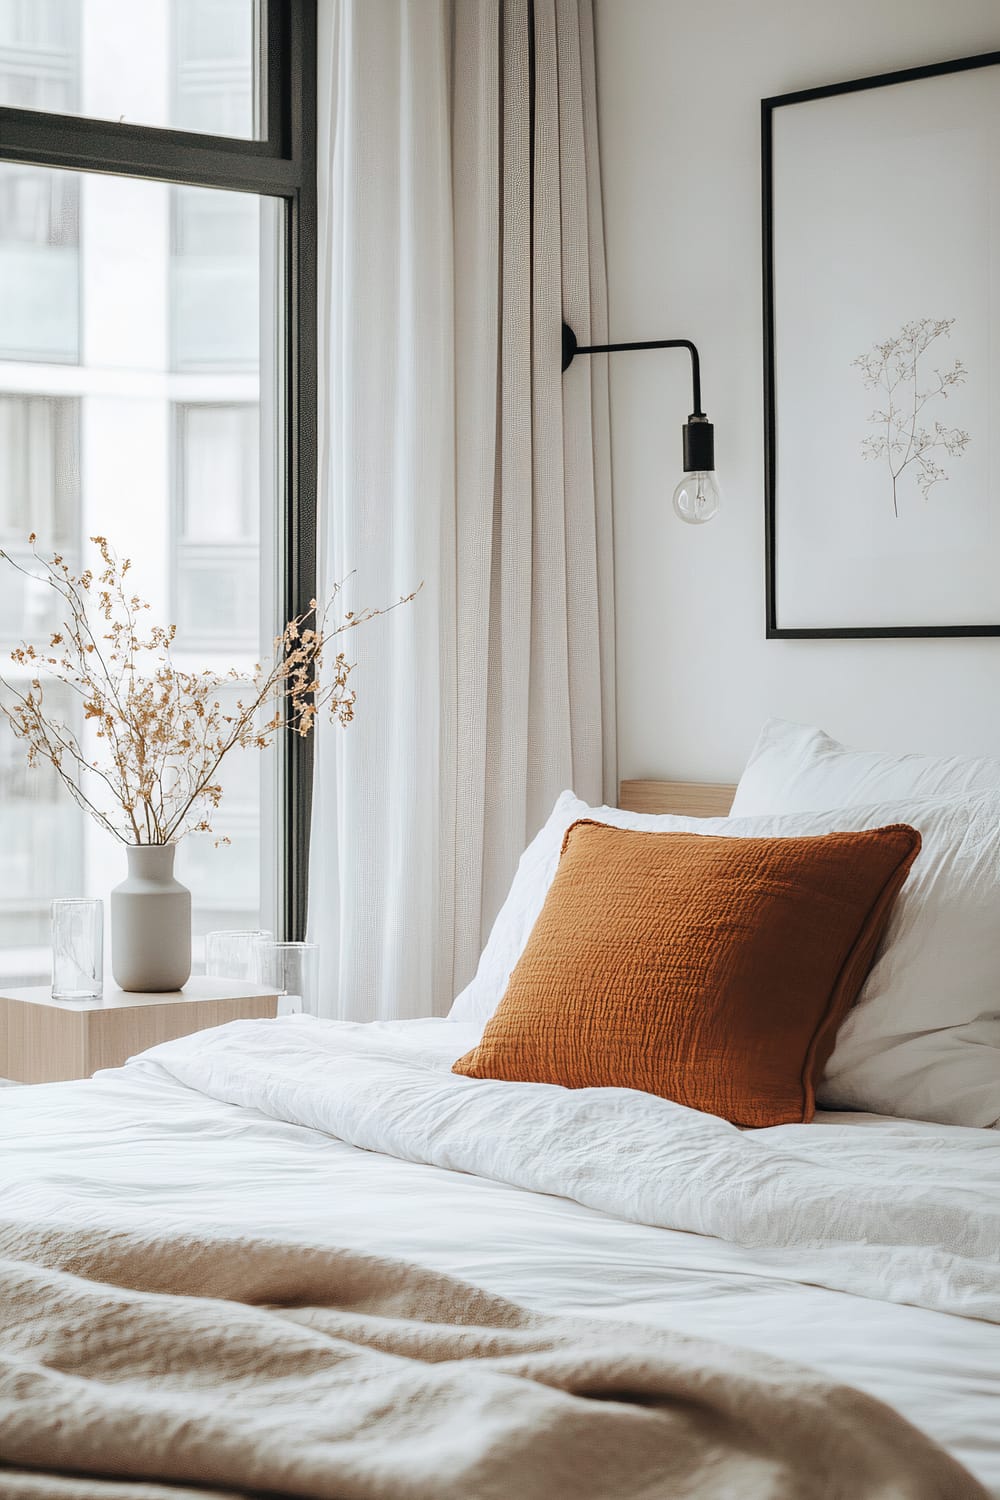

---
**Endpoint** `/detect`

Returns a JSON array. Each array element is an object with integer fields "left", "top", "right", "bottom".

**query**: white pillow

[
  {"left": 449, "top": 791, "right": 645, "bottom": 1028},
  {"left": 732, "top": 718, "right": 1000, "bottom": 817},
  {"left": 449, "top": 788, "right": 1000, "bottom": 1128}
]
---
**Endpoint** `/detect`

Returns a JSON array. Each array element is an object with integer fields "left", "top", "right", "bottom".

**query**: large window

[{"left": 0, "top": 1, "right": 316, "bottom": 983}]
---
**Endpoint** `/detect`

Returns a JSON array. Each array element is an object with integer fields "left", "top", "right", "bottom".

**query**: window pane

[
  {"left": 173, "top": 0, "right": 256, "bottom": 137},
  {"left": 0, "top": 394, "right": 77, "bottom": 541},
  {"left": 0, "top": 0, "right": 259, "bottom": 139},
  {"left": 0, "top": 164, "right": 79, "bottom": 361},
  {"left": 0, "top": 0, "right": 78, "bottom": 114},
  {"left": 0, "top": 165, "right": 280, "bottom": 987},
  {"left": 172, "top": 187, "right": 260, "bottom": 369},
  {"left": 174, "top": 401, "right": 260, "bottom": 650},
  {"left": 178, "top": 405, "right": 259, "bottom": 540},
  {"left": 0, "top": 394, "right": 79, "bottom": 641}
]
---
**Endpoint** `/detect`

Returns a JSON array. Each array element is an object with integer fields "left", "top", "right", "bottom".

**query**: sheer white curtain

[{"left": 310, "top": 0, "right": 614, "bottom": 1021}]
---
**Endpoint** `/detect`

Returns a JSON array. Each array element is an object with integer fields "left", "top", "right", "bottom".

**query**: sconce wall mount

[{"left": 561, "top": 320, "right": 720, "bottom": 523}]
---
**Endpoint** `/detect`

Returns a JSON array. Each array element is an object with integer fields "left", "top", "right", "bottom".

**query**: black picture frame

[
  {"left": 0, "top": 0, "right": 318, "bottom": 938},
  {"left": 762, "top": 50, "right": 1000, "bottom": 639}
]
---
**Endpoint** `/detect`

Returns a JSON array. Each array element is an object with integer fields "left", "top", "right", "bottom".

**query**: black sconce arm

[{"left": 561, "top": 322, "right": 703, "bottom": 418}]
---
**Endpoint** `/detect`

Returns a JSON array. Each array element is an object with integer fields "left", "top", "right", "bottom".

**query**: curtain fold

[{"left": 310, "top": 0, "right": 614, "bottom": 1021}]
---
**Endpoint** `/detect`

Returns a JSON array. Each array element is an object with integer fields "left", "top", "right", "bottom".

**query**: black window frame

[{"left": 0, "top": 0, "right": 318, "bottom": 940}]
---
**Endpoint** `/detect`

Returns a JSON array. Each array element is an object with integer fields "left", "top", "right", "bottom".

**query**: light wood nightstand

[{"left": 0, "top": 978, "right": 281, "bottom": 1084}]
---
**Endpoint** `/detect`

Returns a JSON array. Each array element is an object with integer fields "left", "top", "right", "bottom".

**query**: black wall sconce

[{"left": 561, "top": 323, "right": 720, "bottom": 524}]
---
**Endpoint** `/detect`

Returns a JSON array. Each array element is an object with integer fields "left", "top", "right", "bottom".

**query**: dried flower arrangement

[{"left": 0, "top": 536, "right": 410, "bottom": 847}]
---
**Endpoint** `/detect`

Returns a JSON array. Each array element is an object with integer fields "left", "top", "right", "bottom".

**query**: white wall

[{"left": 594, "top": 0, "right": 1000, "bottom": 782}]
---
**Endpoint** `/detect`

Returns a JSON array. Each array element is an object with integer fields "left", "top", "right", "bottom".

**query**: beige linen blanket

[{"left": 0, "top": 1220, "right": 987, "bottom": 1500}]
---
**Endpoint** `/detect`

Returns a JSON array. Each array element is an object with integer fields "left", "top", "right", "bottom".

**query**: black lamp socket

[{"left": 682, "top": 417, "right": 715, "bottom": 473}]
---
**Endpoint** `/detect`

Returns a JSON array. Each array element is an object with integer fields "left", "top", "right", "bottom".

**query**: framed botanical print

[{"left": 762, "top": 51, "right": 1000, "bottom": 637}]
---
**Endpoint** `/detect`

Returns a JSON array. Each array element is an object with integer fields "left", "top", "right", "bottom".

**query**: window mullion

[{"left": 0, "top": 108, "right": 301, "bottom": 196}]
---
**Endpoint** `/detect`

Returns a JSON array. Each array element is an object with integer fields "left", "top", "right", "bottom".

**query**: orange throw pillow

[{"left": 452, "top": 818, "right": 921, "bottom": 1127}]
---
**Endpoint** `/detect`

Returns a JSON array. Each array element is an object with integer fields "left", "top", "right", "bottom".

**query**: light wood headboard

[{"left": 619, "top": 779, "right": 736, "bottom": 819}]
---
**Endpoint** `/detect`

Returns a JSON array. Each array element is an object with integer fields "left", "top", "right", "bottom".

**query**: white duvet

[
  {"left": 1, "top": 1015, "right": 999, "bottom": 1493},
  {"left": 135, "top": 1015, "right": 1000, "bottom": 1322}
]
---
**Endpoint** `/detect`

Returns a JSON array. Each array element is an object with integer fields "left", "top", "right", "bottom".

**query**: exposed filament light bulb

[{"left": 672, "top": 470, "right": 721, "bottom": 525}]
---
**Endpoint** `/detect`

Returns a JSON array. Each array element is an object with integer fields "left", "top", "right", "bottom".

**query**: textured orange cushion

[{"left": 452, "top": 819, "right": 921, "bottom": 1126}]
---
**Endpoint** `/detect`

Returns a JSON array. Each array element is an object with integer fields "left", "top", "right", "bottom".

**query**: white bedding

[{"left": 1, "top": 1015, "right": 998, "bottom": 1494}]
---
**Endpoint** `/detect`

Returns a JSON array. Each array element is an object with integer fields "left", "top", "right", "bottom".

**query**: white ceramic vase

[{"left": 111, "top": 843, "right": 191, "bottom": 993}]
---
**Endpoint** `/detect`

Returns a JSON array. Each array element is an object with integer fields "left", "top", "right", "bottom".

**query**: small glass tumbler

[
  {"left": 256, "top": 941, "right": 319, "bottom": 1016},
  {"left": 51, "top": 898, "right": 104, "bottom": 1002},
  {"left": 204, "top": 929, "right": 274, "bottom": 983}
]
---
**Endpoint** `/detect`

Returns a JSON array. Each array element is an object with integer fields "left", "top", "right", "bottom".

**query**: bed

[{"left": 0, "top": 773, "right": 997, "bottom": 1498}]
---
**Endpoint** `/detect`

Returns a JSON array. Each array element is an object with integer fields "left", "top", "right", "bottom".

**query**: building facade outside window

[
  {"left": 174, "top": 402, "right": 260, "bottom": 650},
  {"left": 0, "top": 0, "right": 79, "bottom": 113},
  {"left": 172, "top": 0, "right": 255, "bottom": 138}
]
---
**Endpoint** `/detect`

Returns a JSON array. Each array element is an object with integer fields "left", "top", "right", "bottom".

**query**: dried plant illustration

[
  {"left": 852, "top": 318, "right": 970, "bottom": 517},
  {"left": 0, "top": 536, "right": 414, "bottom": 846}
]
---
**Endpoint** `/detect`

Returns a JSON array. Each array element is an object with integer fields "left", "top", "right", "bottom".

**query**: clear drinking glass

[
  {"left": 51, "top": 898, "right": 103, "bottom": 1001},
  {"left": 204, "top": 929, "right": 274, "bottom": 983},
  {"left": 256, "top": 942, "right": 319, "bottom": 1016}
]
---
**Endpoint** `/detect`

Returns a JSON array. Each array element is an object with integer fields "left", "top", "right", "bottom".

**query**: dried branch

[
  {"left": 0, "top": 537, "right": 417, "bottom": 846},
  {"left": 852, "top": 318, "right": 970, "bottom": 517}
]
